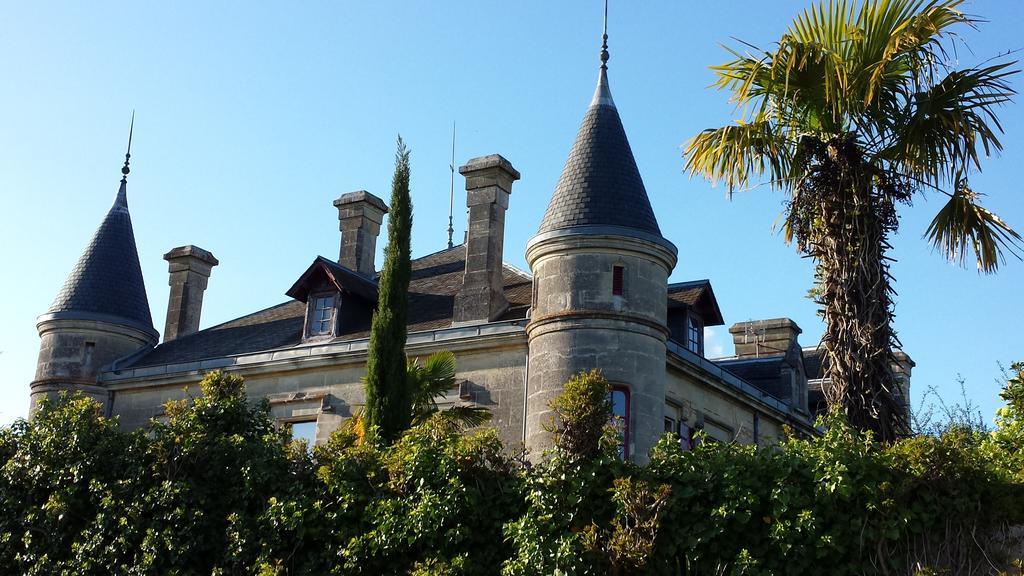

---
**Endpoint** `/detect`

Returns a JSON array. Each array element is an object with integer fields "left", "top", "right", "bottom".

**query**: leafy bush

[{"left": 2, "top": 367, "right": 1022, "bottom": 574}]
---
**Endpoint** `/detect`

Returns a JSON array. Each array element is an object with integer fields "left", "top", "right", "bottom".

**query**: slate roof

[
  {"left": 537, "top": 68, "right": 661, "bottom": 236},
  {"left": 803, "top": 347, "right": 825, "bottom": 380},
  {"left": 128, "top": 245, "right": 533, "bottom": 367},
  {"left": 667, "top": 280, "right": 725, "bottom": 326},
  {"left": 46, "top": 180, "right": 155, "bottom": 333},
  {"left": 717, "top": 356, "right": 790, "bottom": 400}
]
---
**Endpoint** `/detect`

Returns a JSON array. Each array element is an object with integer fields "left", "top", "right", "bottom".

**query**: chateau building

[{"left": 30, "top": 36, "right": 912, "bottom": 461}]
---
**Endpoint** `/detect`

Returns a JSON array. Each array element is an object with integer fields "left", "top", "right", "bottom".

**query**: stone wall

[
  {"left": 665, "top": 366, "right": 784, "bottom": 446},
  {"left": 107, "top": 337, "right": 529, "bottom": 449},
  {"left": 32, "top": 318, "right": 157, "bottom": 414},
  {"left": 525, "top": 232, "right": 676, "bottom": 462}
]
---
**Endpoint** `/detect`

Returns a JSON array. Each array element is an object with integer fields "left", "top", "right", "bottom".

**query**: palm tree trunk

[{"left": 797, "top": 137, "right": 907, "bottom": 440}]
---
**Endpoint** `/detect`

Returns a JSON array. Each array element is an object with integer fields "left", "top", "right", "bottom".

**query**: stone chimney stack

[
  {"left": 334, "top": 190, "right": 388, "bottom": 277},
  {"left": 729, "top": 318, "right": 802, "bottom": 358},
  {"left": 163, "top": 245, "right": 218, "bottom": 342},
  {"left": 453, "top": 154, "right": 520, "bottom": 324},
  {"left": 892, "top": 350, "right": 915, "bottom": 414}
]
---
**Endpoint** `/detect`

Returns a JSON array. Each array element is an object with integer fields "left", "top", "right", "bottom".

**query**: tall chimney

[
  {"left": 163, "top": 245, "right": 218, "bottom": 342},
  {"left": 453, "top": 154, "right": 519, "bottom": 324},
  {"left": 729, "top": 318, "right": 802, "bottom": 358},
  {"left": 892, "top": 350, "right": 915, "bottom": 416},
  {"left": 334, "top": 190, "right": 388, "bottom": 277}
]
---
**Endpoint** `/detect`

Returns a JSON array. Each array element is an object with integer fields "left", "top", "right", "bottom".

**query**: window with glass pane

[
  {"left": 309, "top": 295, "right": 335, "bottom": 335},
  {"left": 610, "top": 387, "right": 629, "bottom": 459},
  {"left": 612, "top": 265, "right": 624, "bottom": 296},
  {"left": 687, "top": 313, "right": 703, "bottom": 355}
]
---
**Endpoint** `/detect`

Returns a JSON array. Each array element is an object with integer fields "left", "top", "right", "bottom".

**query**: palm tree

[
  {"left": 685, "top": 0, "right": 1019, "bottom": 441},
  {"left": 407, "top": 351, "right": 491, "bottom": 432}
]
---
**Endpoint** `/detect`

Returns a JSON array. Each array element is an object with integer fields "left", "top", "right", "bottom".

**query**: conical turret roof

[
  {"left": 537, "top": 67, "right": 662, "bottom": 236},
  {"left": 46, "top": 166, "right": 155, "bottom": 335}
]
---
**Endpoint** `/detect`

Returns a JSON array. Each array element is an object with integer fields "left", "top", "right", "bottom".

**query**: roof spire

[
  {"left": 447, "top": 121, "right": 456, "bottom": 249},
  {"left": 600, "top": 0, "right": 609, "bottom": 70},
  {"left": 115, "top": 111, "right": 133, "bottom": 208},
  {"left": 44, "top": 108, "right": 156, "bottom": 337},
  {"left": 591, "top": 0, "right": 615, "bottom": 108},
  {"left": 121, "top": 111, "right": 134, "bottom": 183}
]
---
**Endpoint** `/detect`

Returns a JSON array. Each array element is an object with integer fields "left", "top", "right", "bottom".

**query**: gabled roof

[
  {"left": 126, "top": 245, "right": 533, "bottom": 368},
  {"left": 667, "top": 280, "right": 724, "bottom": 326},
  {"left": 537, "top": 68, "right": 661, "bottom": 236},
  {"left": 44, "top": 179, "right": 155, "bottom": 336},
  {"left": 285, "top": 256, "right": 379, "bottom": 303}
]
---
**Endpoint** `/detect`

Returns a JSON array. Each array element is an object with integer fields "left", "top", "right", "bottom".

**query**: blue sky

[{"left": 1, "top": 1, "right": 1021, "bottom": 426}]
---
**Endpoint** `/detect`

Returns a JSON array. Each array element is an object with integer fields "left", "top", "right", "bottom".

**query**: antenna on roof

[
  {"left": 743, "top": 319, "right": 767, "bottom": 358},
  {"left": 446, "top": 121, "right": 457, "bottom": 249}
]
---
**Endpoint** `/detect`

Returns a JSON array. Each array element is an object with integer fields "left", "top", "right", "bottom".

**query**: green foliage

[
  {"left": 0, "top": 394, "right": 148, "bottom": 574},
  {"left": 365, "top": 135, "right": 415, "bottom": 445},
  {"left": 546, "top": 369, "right": 615, "bottom": 460},
  {"left": 2, "top": 367, "right": 1022, "bottom": 574},
  {"left": 145, "top": 370, "right": 295, "bottom": 574},
  {"left": 408, "top": 351, "right": 492, "bottom": 431},
  {"left": 340, "top": 417, "right": 522, "bottom": 574},
  {"left": 990, "top": 363, "right": 1024, "bottom": 482}
]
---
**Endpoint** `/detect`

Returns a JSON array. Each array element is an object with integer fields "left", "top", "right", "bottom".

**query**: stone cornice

[
  {"left": 525, "top": 226, "right": 678, "bottom": 272},
  {"left": 526, "top": 310, "right": 669, "bottom": 340},
  {"left": 101, "top": 320, "right": 528, "bottom": 389},
  {"left": 36, "top": 313, "right": 159, "bottom": 344}
]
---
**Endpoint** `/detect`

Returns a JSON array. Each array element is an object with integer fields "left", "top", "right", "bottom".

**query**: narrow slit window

[
  {"left": 612, "top": 265, "right": 624, "bottom": 296},
  {"left": 610, "top": 386, "right": 630, "bottom": 459}
]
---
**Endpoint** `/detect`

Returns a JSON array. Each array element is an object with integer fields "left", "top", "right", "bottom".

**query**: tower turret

[
  {"left": 31, "top": 123, "right": 158, "bottom": 413},
  {"left": 524, "top": 15, "right": 677, "bottom": 461}
]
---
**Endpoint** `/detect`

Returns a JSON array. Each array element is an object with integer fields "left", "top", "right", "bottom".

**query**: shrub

[{"left": 2, "top": 366, "right": 1021, "bottom": 574}]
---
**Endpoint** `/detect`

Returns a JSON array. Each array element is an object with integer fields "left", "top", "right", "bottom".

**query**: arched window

[{"left": 610, "top": 386, "right": 630, "bottom": 459}]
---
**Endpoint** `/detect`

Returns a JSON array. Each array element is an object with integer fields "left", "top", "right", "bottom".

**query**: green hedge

[{"left": 2, "top": 366, "right": 1022, "bottom": 575}]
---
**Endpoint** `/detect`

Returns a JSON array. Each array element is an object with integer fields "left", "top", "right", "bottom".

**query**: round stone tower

[
  {"left": 524, "top": 49, "right": 677, "bottom": 461},
  {"left": 31, "top": 142, "right": 158, "bottom": 413}
]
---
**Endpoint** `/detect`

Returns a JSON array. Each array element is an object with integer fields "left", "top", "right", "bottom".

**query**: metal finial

[
  {"left": 447, "top": 121, "right": 456, "bottom": 249},
  {"left": 600, "top": 0, "right": 609, "bottom": 69},
  {"left": 121, "top": 111, "right": 134, "bottom": 183}
]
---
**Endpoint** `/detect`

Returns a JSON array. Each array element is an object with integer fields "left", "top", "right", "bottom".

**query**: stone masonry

[
  {"left": 453, "top": 155, "right": 520, "bottom": 324},
  {"left": 334, "top": 190, "right": 388, "bottom": 277},
  {"left": 163, "top": 245, "right": 219, "bottom": 342}
]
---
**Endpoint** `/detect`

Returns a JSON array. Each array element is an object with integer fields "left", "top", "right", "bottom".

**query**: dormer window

[
  {"left": 287, "top": 256, "right": 380, "bottom": 343},
  {"left": 307, "top": 293, "right": 337, "bottom": 337}
]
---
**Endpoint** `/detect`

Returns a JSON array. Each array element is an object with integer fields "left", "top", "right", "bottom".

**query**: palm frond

[
  {"left": 925, "top": 181, "right": 1023, "bottom": 273},
  {"left": 684, "top": 121, "right": 793, "bottom": 196},
  {"left": 879, "top": 62, "right": 1016, "bottom": 186},
  {"left": 407, "top": 351, "right": 491, "bottom": 432},
  {"left": 430, "top": 403, "right": 493, "bottom": 430},
  {"left": 408, "top": 351, "right": 457, "bottom": 413},
  {"left": 854, "top": 0, "right": 968, "bottom": 106}
]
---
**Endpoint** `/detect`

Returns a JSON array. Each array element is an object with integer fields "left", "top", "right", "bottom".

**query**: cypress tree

[{"left": 364, "top": 136, "right": 413, "bottom": 444}]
